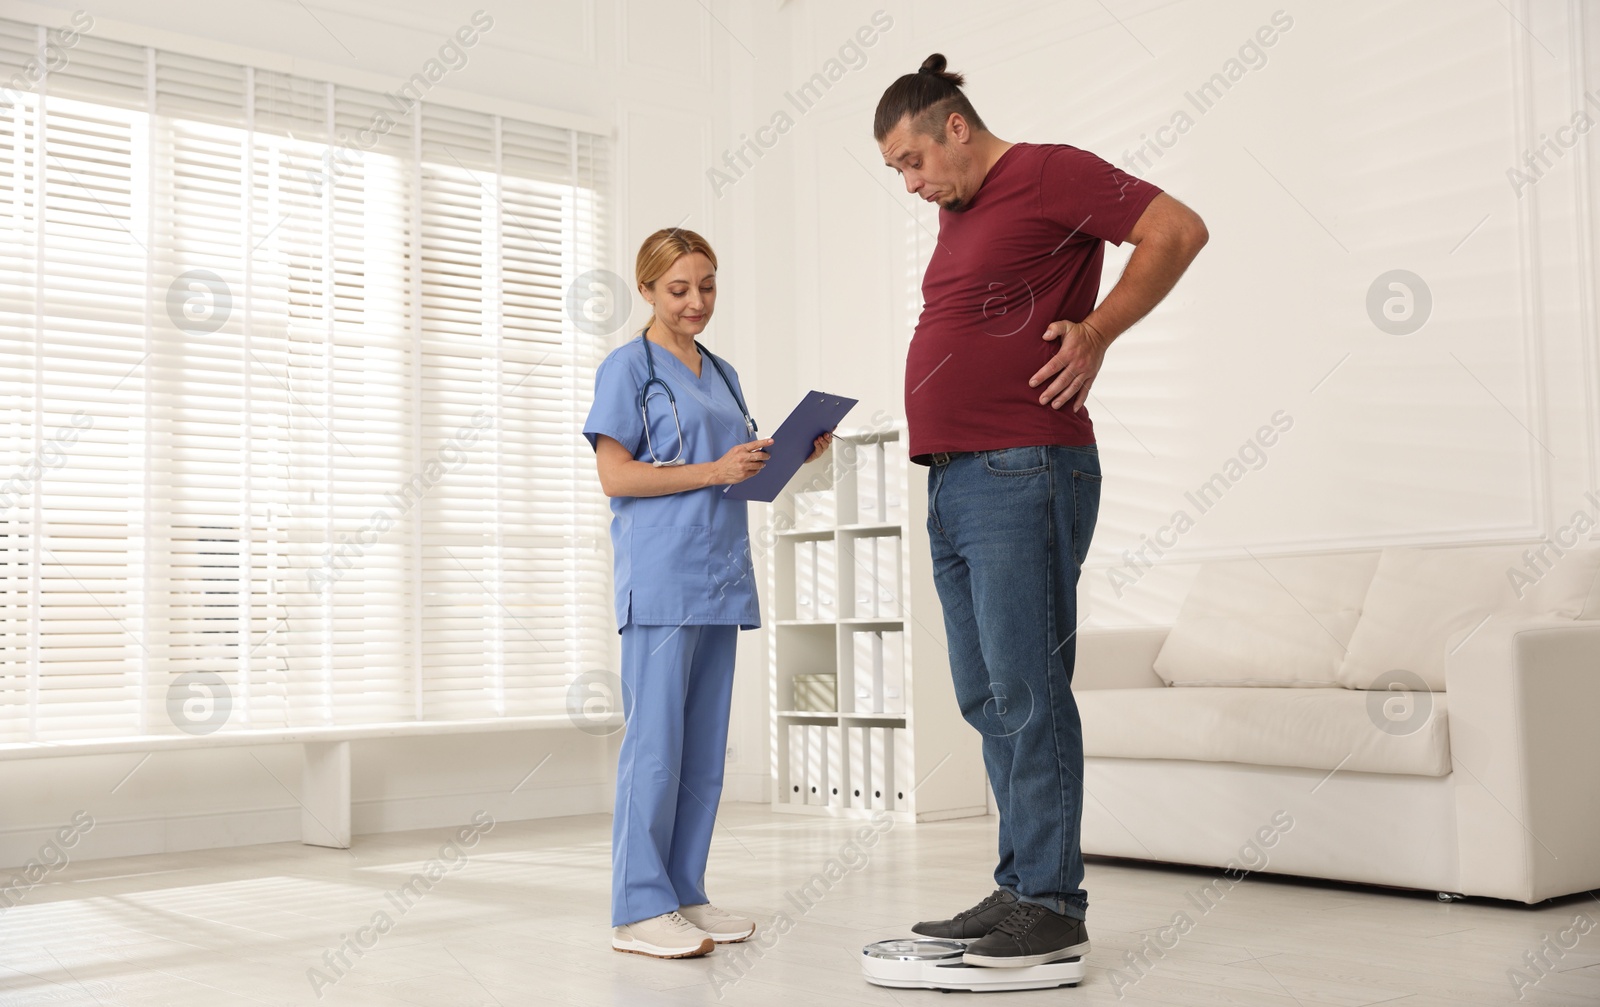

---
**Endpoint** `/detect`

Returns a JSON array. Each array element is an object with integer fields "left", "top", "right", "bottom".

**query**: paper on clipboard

[{"left": 722, "top": 390, "right": 857, "bottom": 503}]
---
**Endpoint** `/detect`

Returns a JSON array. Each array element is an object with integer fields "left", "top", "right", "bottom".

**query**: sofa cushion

[
  {"left": 1337, "top": 545, "right": 1600, "bottom": 692},
  {"left": 1152, "top": 552, "right": 1380, "bottom": 688},
  {"left": 1079, "top": 686, "right": 1450, "bottom": 777}
]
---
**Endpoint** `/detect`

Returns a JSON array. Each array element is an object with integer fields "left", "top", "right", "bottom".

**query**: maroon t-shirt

[{"left": 904, "top": 142, "right": 1162, "bottom": 462}]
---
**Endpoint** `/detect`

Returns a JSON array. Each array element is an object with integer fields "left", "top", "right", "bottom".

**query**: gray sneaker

[
  {"left": 910, "top": 887, "right": 1019, "bottom": 939},
  {"left": 961, "top": 901, "right": 1090, "bottom": 967}
]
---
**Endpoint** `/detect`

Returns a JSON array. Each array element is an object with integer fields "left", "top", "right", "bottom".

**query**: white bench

[{"left": 0, "top": 715, "right": 619, "bottom": 848}]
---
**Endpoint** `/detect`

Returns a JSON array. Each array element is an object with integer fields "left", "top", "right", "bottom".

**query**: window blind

[{"left": 0, "top": 18, "right": 613, "bottom": 741}]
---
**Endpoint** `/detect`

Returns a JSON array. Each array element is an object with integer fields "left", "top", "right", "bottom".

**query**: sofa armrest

[
  {"left": 1074, "top": 627, "right": 1169, "bottom": 690},
  {"left": 1445, "top": 616, "right": 1600, "bottom": 902}
]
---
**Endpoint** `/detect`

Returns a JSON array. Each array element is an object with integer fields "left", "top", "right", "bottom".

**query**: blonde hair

[{"left": 635, "top": 227, "right": 718, "bottom": 291}]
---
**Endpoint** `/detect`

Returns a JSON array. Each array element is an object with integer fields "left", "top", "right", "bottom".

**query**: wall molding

[
  {"left": 0, "top": 0, "right": 613, "bottom": 136},
  {"left": 619, "top": 0, "right": 715, "bottom": 88},
  {"left": 301, "top": 0, "right": 600, "bottom": 68},
  {"left": 1080, "top": 522, "right": 1556, "bottom": 574},
  {"left": 1508, "top": 0, "right": 1555, "bottom": 538},
  {"left": 1570, "top": 0, "right": 1600, "bottom": 497}
]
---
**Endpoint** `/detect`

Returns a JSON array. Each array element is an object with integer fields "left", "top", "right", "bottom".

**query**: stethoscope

[{"left": 638, "top": 331, "right": 757, "bottom": 467}]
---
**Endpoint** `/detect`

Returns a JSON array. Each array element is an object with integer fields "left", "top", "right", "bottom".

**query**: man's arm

[{"left": 1030, "top": 192, "right": 1209, "bottom": 411}]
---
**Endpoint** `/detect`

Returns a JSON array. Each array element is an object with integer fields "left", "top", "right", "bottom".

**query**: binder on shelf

[
  {"left": 875, "top": 534, "right": 900, "bottom": 615},
  {"left": 892, "top": 727, "right": 914, "bottom": 809},
  {"left": 848, "top": 726, "right": 871, "bottom": 809},
  {"left": 852, "top": 631, "right": 871, "bottom": 712},
  {"left": 854, "top": 536, "right": 875, "bottom": 616},
  {"left": 885, "top": 447, "right": 905, "bottom": 519},
  {"left": 872, "top": 632, "right": 886, "bottom": 714},
  {"left": 816, "top": 539, "right": 837, "bottom": 620},
  {"left": 796, "top": 540, "right": 816, "bottom": 618},
  {"left": 806, "top": 724, "right": 828, "bottom": 806},
  {"left": 873, "top": 442, "right": 889, "bottom": 523},
  {"left": 869, "top": 726, "right": 892, "bottom": 811},
  {"left": 882, "top": 631, "right": 906, "bottom": 714},
  {"left": 826, "top": 727, "right": 846, "bottom": 808},
  {"left": 793, "top": 488, "right": 834, "bottom": 531},
  {"left": 853, "top": 631, "right": 885, "bottom": 714},
  {"left": 858, "top": 442, "right": 883, "bottom": 524},
  {"left": 787, "top": 724, "right": 807, "bottom": 805}
]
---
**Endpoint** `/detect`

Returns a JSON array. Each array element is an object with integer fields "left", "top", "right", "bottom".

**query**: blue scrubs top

[{"left": 583, "top": 333, "right": 761, "bottom": 632}]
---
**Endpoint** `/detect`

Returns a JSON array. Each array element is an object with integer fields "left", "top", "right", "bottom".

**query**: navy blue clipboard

[{"left": 723, "top": 390, "right": 857, "bottom": 503}]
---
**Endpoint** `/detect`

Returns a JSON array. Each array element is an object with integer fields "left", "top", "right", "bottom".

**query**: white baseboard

[
  {"left": 722, "top": 771, "right": 770, "bottom": 805},
  {"left": 0, "top": 806, "right": 304, "bottom": 876},
  {"left": 352, "top": 780, "right": 615, "bottom": 835},
  {"left": 0, "top": 780, "right": 617, "bottom": 872}
]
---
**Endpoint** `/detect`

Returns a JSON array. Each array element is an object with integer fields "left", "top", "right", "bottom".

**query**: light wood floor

[{"left": 3, "top": 803, "right": 1597, "bottom": 1006}]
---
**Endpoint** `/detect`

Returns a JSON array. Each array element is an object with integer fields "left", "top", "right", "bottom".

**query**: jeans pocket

[
  {"left": 1070, "top": 469, "right": 1101, "bottom": 567},
  {"left": 982, "top": 445, "right": 1048, "bottom": 476}
]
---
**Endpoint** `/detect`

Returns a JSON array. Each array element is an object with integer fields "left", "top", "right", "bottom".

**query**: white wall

[
  {"left": 758, "top": 0, "right": 1600, "bottom": 607},
  {"left": 725, "top": 0, "right": 1600, "bottom": 798}
]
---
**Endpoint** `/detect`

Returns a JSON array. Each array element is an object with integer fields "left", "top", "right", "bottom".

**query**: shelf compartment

[{"left": 776, "top": 528, "right": 835, "bottom": 541}]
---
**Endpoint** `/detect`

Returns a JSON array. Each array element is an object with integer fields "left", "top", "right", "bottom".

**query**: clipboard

[{"left": 723, "top": 390, "right": 857, "bottom": 502}]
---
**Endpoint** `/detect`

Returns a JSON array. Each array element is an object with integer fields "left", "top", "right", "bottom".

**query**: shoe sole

[
  {"left": 962, "top": 939, "right": 1090, "bottom": 968},
  {"left": 612, "top": 937, "right": 715, "bottom": 959},
  {"left": 707, "top": 925, "right": 755, "bottom": 944}
]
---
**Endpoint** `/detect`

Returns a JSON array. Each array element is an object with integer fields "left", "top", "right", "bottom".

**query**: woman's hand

[
  {"left": 805, "top": 431, "right": 834, "bottom": 464},
  {"left": 713, "top": 438, "right": 773, "bottom": 485}
]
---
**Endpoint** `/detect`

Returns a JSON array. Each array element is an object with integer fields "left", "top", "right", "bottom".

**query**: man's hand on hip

[{"left": 1031, "top": 319, "right": 1108, "bottom": 412}]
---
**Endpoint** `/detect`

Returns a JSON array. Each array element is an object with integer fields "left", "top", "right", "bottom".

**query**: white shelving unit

[{"left": 765, "top": 424, "right": 987, "bottom": 822}]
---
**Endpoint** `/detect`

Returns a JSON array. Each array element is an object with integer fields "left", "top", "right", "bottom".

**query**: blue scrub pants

[{"left": 612, "top": 622, "right": 738, "bottom": 927}]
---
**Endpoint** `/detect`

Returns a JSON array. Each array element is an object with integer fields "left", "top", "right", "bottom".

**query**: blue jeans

[{"left": 926, "top": 444, "right": 1102, "bottom": 920}]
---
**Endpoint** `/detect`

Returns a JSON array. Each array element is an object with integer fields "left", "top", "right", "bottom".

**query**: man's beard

[{"left": 938, "top": 143, "right": 972, "bottom": 211}]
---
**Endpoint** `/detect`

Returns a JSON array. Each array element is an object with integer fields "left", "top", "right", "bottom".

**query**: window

[{"left": 0, "top": 19, "right": 613, "bottom": 742}]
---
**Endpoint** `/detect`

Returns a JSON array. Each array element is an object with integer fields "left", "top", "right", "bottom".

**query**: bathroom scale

[{"left": 861, "top": 938, "right": 1085, "bottom": 992}]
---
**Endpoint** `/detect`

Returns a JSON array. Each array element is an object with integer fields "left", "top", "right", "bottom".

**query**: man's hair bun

[{"left": 917, "top": 53, "right": 966, "bottom": 87}]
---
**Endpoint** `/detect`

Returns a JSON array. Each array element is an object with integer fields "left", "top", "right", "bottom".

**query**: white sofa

[{"left": 1076, "top": 544, "right": 1600, "bottom": 904}]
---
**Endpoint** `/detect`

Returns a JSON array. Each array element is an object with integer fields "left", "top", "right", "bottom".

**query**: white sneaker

[
  {"left": 677, "top": 903, "right": 755, "bottom": 943},
  {"left": 612, "top": 911, "right": 715, "bottom": 958}
]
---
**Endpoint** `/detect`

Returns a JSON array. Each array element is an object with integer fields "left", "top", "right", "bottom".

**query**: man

[{"left": 874, "top": 53, "right": 1207, "bottom": 968}]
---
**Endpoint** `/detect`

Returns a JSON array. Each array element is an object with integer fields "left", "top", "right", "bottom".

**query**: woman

[{"left": 584, "top": 228, "right": 831, "bottom": 958}]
